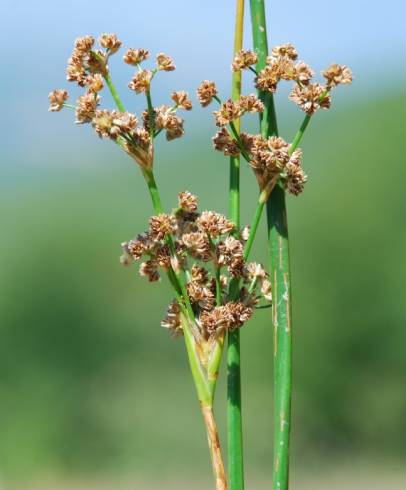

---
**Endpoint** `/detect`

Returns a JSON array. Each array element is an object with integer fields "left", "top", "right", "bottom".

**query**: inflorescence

[
  {"left": 121, "top": 191, "right": 271, "bottom": 339},
  {"left": 49, "top": 36, "right": 350, "bottom": 340},
  {"left": 198, "top": 43, "right": 352, "bottom": 197},
  {"left": 49, "top": 34, "right": 191, "bottom": 170}
]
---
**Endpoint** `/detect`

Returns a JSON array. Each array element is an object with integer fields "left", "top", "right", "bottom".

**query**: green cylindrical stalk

[
  {"left": 227, "top": 1, "right": 245, "bottom": 489},
  {"left": 250, "top": 1, "right": 291, "bottom": 489},
  {"left": 104, "top": 72, "right": 126, "bottom": 113}
]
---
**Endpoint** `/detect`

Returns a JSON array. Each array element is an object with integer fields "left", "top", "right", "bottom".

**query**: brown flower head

[
  {"left": 178, "top": 191, "right": 198, "bottom": 212},
  {"left": 322, "top": 64, "right": 353, "bottom": 90},
  {"left": 198, "top": 211, "right": 234, "bottom": 237},
  {"left": 149, "top": 214, "right": 177, "bottom": 242},
  {"left": 91, "top": 109, "right": 114, "bottom": 137},
  {"left": 171, "top": 91, "right": 193, "bottom": 110},
  {"left": 214, "top": 99, "right": 242, "bottom": 126},
  {"left": 217, "top": 236, "right": 244, "bottom": 276},
  {"left": 127, "top": 233, "right": 155, "bottom": 259},
  {"left": 271, "top": 43, "right": 298, "bottom": 60},
  {"left": 119, "top": 241, "right": 133, "bottom": 266},
  {"left": 190, "top": 264, "right": 209, "bottom": 285},
  {"left": 225, "top": 301, "right": 253, "bottom": 329},
  {"left": 133, "top": 127, "right": 151, "bottom": 149},
  {"left": 128, "top": 70, "right": 153, "bottom": 93},
  {"left": 66, "top": 58, "right": 87, "bottom": 86},
  {"left": 284, "top": 149, "right": 307, "bottom": 196},
  {"left": 197, "top": 80, "right": 217, "bottom": 107},
  {"left": 48, "top": 89, "right": 69, "bottom": 112},
  {"left": 74, "top": 35, "right": 94, "bottom": 54},
  {"left": 255, "top": 66, "right": 279, "bottom": 93},
  {"left": 245, "top": 262, "right": 267, "bottom": 281},
  {"left": 261, "top": 279, "right": 272, "bottom": 301},
  {"left": 156, "top": 53, "right": 176, "bottom": 71},
  {"left": 155, "top": 106, "right": 184, "bottom": 140},
  {"left": 238, "top": 94, "right": 264, "bottom": 113},
  {"left": 75, "top": 93, "right": 99, "bottom": 124},
  {"left": 182, "top": 232, "right": 211, "bottom": 261},
  {"left": 85, "top": 73, "right": 104, "bottom": 93},
  {"left": 85, "top": 50, "right": 108, "bottom": 75},
  {"left": 161, "top": 300, "right": 183, "bottom": 337},
  {"left": 289, "top": 83, "right": 331, "bottom": 114},
  {"left": 212, "top": 128, "right": 240, "bottom": 156},
  {"left": 123, "top": 48, "right": 149, "bottom": 65},
  {"left": 99, "top": 33, "right": 122, "bottom": 54},
  {"left": 139, "top": 260, "right": 160, "bottom": 282},
  {"left": 294, "top": 62, "right": 314, "bottom": 85},
  {"left": 232, "top": 49, "right": 258, "bottom": 71}
]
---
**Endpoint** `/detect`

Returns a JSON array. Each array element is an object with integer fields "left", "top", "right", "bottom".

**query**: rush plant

[{"left": 49, "top": 5, "right": 351, "bottom": 489}]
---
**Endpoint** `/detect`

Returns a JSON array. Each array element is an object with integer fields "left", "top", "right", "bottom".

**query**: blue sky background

[{"left": 1, "top": 0, "right": 405, "bottom": 175}]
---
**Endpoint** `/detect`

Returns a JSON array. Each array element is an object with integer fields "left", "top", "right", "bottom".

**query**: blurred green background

[{"left": 2, "top": 0, "right": 406, "bottom": 488}]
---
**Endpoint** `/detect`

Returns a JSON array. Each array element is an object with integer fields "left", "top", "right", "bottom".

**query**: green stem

[
  {"left": 243, "top": 200, "right": 264, "bottom": 261},
  {"left": 104, "top": 72, "right": 126, "bottom": 113},
  {"left": 289, "top": 114, "right": 311, "bottom": 154},
  {"left": 146, "top": 90, "right": 155, "bottom": 137},
  {"left": 228, "top": 1, "right": 245, "bottom": 489},
  {"left": 249, "top": 0, "right": 278, "bottom": 139},
  {"left": 250, "top": 1, "right": 291, "bottom": 489}
]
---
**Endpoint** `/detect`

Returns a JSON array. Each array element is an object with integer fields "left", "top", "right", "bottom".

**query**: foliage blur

[{"left": 1, "top": 87, "right": 406, "bottom": 487}]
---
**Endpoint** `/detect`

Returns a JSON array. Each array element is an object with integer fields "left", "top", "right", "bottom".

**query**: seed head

[
  {"left": 294, "top": 62, "right": 314, "bottom": 85},
  {"left": 85, "top": 73, "right": 104, "bottom": 93},
  {"left": 322, "top": 64, "right": 353, "bottom": 90},
  {"left": 197, "top": 80, "right": 217, "bottom": 107},
  {"left": 271, "top": 43, "right": 298, "bottom": 60},
  {"left": 91, "top": 109, "right": 114, "bottom": 137},
  {"left": 139, "top": 260, "right": 160, "bottom": 282},
  {"left": 99, "top": 33, "right": 122, "bottom": 54},
  {"left": 232, "top": 49, "right": 258, "bottom": 71},
  {"left": 181, "top": 232, "right": 211, "bottom": 261},
  {"left": 178, "top": 191, "right": 198, "bottom": 212},
  {"left": 255, "top": 66, "right": 279, "bottom": 93},
  {"left": 289, "top": 83, "right": 331, "bottom": 114},
  {"left": 74, "top": 35, "right": 94, "bottom": 54},
  {"left": 212, "top": 127, "right": 240, "bottom": 157},
  {"left": 190, "top": 264, "right": 209, "bottom": 285},
  {"left": 171, "top": 91, "right": 193, "bottom": 110},
  {"left": 123, "top": 48, "right": 149, "bottom": 65},
  {"left": 238, "top": 94, "right": 264, "bottom": 113},
  {"left": 213, "top": 99, "right": 242, "bottom": 126},
  {"left": 156, "top": 53, "right": 176, "bottom": 71},
  {"left": 161, "top": 300, "right": 183, "bottom": 337},
  {"left": 75, "top": 93, "right": 99, "bottom": 124},
  {"left": 128, "top": 70, "right": 153, "bottom": 93},
  {"left": 149, "top": 214, "right": 177, "bottom": 242},
  {"left": 197, "top": 211, "right": 234, "bottom": 237},
  {"left": 48, "top": 89, "right": 69, "bottom": 112}
]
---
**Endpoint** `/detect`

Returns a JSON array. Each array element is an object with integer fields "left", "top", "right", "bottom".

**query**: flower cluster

[
  {"left": 121, "top": 192, "right": 271, "bottom": 339},
  {"left": 233, "top": 43, "right": 352, "bottom": 114},
  {"left": 241, "top": 134, "right": 305, "bottom": 195},
  {"left": 49, "top": 34, "right": 192, "bottom": 170},
  {"left": 199, "top": 43, "right": 352, "bottom": 196}
]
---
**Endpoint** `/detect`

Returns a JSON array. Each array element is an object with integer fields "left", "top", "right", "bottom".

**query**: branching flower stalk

[
  {"left": 49, "top": 33, "right": 275, "bottom": 490},
  {"left": 48, "top": 23, "right": 351, "bottom": 490}
]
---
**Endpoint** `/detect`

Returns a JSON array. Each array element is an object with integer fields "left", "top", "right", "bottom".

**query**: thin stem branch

[
  {"left": 104, "top": 72, "right": 126, "bottom": 113},
  {"left": 227, "top": 1, "right": 245, "bottom": 489},
  {"left": 289, "top": 114, "right": 311, "bottom": 154}
]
